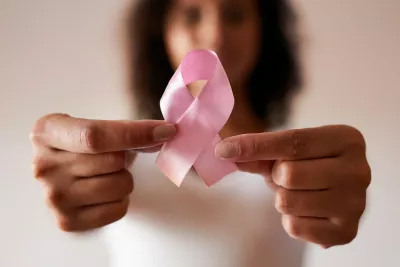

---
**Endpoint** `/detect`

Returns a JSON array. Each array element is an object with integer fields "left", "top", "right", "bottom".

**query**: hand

[
  {"left": 31, "top": 114, "right": 176, "bottom": 232},
  {"left": 215, "top": 125, "right": 371, "bottom": 248}
]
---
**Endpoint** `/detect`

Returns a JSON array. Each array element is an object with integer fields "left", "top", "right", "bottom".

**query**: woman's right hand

[{"left": 30, "top": 114, "right": 176, "bottom": 232}]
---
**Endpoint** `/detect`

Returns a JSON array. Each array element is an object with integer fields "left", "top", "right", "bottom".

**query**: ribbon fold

[{"left": 156, "top": 49, "right": 238, "bottom": 187}]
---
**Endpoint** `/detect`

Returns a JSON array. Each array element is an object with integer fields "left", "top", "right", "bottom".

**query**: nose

[{"left": 199, "top": 16, "right": 224, "bottom": 53}]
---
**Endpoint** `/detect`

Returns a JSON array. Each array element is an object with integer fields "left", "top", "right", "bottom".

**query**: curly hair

[{"left": 126, "top": 0, "right": 301, "bottom": 128}]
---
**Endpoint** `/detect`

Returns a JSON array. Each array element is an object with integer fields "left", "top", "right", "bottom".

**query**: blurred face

[{"left": 164, "top": 0, "right": 261, "bottom": 89}]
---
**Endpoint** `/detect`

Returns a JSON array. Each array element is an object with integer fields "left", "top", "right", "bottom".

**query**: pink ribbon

[{"left": 156, "top": 49, "right": 238, "bottom": 187}]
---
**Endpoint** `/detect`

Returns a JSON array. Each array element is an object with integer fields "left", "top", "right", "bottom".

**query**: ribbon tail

[
  {"left": 156, "top": 143, "right": 193, "bottom": 187},
  {"left": 193, "top": 135, "right": 238, "bottom": 187}
]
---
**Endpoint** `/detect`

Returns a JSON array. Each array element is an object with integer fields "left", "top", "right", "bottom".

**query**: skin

[
  {"left": 31, "top": 115, "right": 177, "bottom": 231},
  {"left": 31, "top": 0, "right": 371, "bottom": 249},
  {"left": 164, "top": 0, "right": 265, "bottom": 137},
  {"left": 215, "top": 126, "right": 371, "bottom": 248}
]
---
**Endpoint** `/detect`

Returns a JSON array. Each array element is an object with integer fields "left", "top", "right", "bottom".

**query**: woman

[{"left": 31, "top": 0, "right": 371, "bottom": 266}]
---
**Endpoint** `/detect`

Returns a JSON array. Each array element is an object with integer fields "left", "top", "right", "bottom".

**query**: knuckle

[
  {"left": 115, "top": 199, "right": 130, "bottom": 220},
  {"left": 284, "top": 216, "right": 301, "bottom": 238},
  {"left": 340, "top": 193, "right": 366, "bottom": 220},
  {"left": 57, "top": 215, "right": 76, "bottom": 232},
  {"left": 275, "top": 189, "right": 294, "bottom": 214},
  {"left": 31, "top": 113, "right": 69, "bottom": 145},
  {"left": 353, "top": 196, "right": 367, "bottom": 218},
  {"left": 98, "top": 199, "right": 129, "bottom": 226},
  {"left": 244, "top": 138, "right": 262, "bottom": 158},
  {"left": 361, "top": 163, "right": 372, "bottom": 188},
  {"left": 119, "top": 171, "right": 134, "bottom": 195},
  {"left": 357, "top": 201, "right": 367, "bottom": 218},
  {"left": 340, "top": 225, "right": 358, "bottom": 244},
  {"left": 344, "top": 125, "right": 365, "bottom": 141},
  {"left": 274, "top": 161, "right": 296, "bottom": 188},
  {"left": 32, "top": 156, "right": 55, "bottom": 179},
  {"left": 348, "top": 140, "right": 366, "bottom": 154},
  {"left": 321, "top": 244, "right": 332, "bottom": 250},
  {"left": 350, "top": 161, "right": 372, "bottom": 189},
  {"left": 286, "top": 130, "right": 305, "bottom": 158},
  {"left": 46, "top": 187, "right": 67, "bottom": 208},
  {"left": 80, "top": 123, "right": 101, "bottom": 153},
  {"left": 107, "top": 152, "right": 126, "bottom": 171},
  {"left": 342, "top": 125, "right": 366, "bottom": 152},
  {"left": 125, "top": 151, "right": 137, "bottom": 168},
  {"left": 29, "top": 130, "right": 42, "bottom": 146},
  {"left": 30, "top": 116, "right": 49, "bottom": 144}
]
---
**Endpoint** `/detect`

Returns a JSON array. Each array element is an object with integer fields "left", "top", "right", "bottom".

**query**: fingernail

[
  {"left": 152, "top": 124, "right": 176, "bottom": 142},
  {"left": 215, "top": 141, "right": 239, "bottom": 159}
]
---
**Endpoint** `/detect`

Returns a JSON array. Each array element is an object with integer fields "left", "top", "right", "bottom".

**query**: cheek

[
  {"left": 237, "top": 24, "right": 261, "bottom": 70},
  {"left": 165, "top": 26, "right": 195, "bottom": 70}
]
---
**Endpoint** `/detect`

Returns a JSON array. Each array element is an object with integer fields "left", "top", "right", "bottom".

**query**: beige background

[{"left": 1, "top": 0, "right": 399, "bottom": 266}]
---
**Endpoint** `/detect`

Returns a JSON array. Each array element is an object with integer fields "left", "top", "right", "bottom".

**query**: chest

[{"left": 102, "top": 154, "right": 304, "bottom": 267}]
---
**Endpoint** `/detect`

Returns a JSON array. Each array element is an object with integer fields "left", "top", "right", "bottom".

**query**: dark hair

[{"left": 126, "top": 0, "right": 301, "bottom": 128}]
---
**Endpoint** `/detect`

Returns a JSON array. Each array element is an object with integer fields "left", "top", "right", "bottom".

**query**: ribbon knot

[{"left": 156, "top": 49, "right": 238, "bottom": 187}]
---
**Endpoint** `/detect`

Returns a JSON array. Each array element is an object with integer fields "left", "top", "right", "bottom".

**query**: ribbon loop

[{"left": 156, "top": 50, "right": 237, "bottom": 187}]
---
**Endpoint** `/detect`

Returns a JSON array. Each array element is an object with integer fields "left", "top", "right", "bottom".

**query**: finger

[
  {"left": 236, "top": 161, "right": 279, "bottom": 191},
  {"left": 236, "top": 160, "right": 273, "bottom": 176},
  {"left": 31, "top": 114, "right": 176, "bottom": 153},
  {"left": 69, "top": 170, "right": 133, "bottom": 206},
  {"left": 57, "top": 198, "right": 130, "bottom": 232},
  {"left": 271, "top": 158, "right": 344, "bottom": 190},
  {"left": 282, "top": 215, "right": 358, "bottom": 247},
  {"left": 63, "top": 151, "right": 136, "bottom": 177},
  {"left": 215, "top": 125, "right": 362, "bottom": 162},
  {"left": 32, "top": 150, "right": 64, "bottom": 182},
  {"left": 275, "top": 188, "right": 339, "bottom": 218}
]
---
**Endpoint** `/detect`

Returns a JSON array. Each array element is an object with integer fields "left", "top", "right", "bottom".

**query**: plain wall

[{"left": 1, "top": 0, "right": 399, "bottom": 266}]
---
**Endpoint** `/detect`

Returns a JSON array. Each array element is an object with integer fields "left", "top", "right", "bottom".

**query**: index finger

[
  {"left": 31, "top": 114, "right": 176, "bottom": 153},
  {"left": 215, "top": 125, "right": 359, "bottom": 161}
]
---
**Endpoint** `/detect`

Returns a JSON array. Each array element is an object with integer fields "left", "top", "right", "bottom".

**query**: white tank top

[{"left": 101, "top": 152, "right": 305, "bottom": 267}]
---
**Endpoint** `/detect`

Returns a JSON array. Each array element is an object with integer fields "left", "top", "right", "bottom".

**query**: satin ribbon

[{"left": 156, "top": 49, "right": 238, "bottom": 187}]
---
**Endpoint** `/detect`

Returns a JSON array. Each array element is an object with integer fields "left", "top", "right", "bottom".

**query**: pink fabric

[{"left": 156, "top": 49, "right": 238, "bottom": 187}]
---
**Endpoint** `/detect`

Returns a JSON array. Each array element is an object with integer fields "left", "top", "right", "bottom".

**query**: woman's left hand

[{"left": 215, "top": 125, "right": 371, "bottom": 248}]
